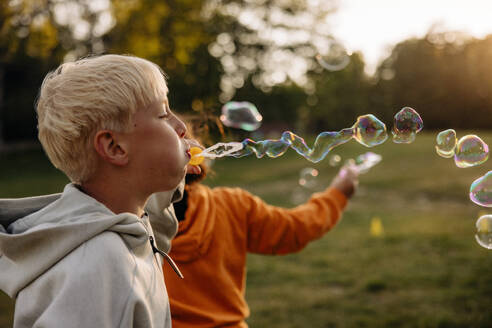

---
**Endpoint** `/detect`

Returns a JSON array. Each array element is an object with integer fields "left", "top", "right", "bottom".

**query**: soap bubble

[
  {"left": 199, "top": 113, "right": 390, "bottom": 162},
  {"left": 391, "top": 107, "right": 423, "bottom": 144},
  {"left": 220, "top": 101, "right": 263, "bottom": 131},
  {"left": 470, "top": 171, "right": 492, "bottom": 207},
  {"left": 475, "top": 214, "right": 492, "bottom": 249},
  {"left": 298, "top": 167, "right": 319, "bottom": 189},
  {"left": 315, "top": 39, "right": 350, "bottom": 71},
  {"left": 435, "top": 129, "right": 457, "bottom": 158},
  {"left": 228, "top": 128, "right": 354, "bottom": 163},
  {"left": 352, "top": 114, "right": 388, "bottom": 147},
  {"left": 329, "top": 154, "right": 342, "bottom": 167},
  {"left": 198, "top": 142, "right": 244, "bottom": 159},
  {"left": 454, "top": 135, "right": 489, "bottom": 168}
]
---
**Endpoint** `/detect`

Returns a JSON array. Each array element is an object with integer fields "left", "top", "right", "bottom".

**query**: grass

[{"left": 1, "top": 132, "right": 491, "bottom": 327}]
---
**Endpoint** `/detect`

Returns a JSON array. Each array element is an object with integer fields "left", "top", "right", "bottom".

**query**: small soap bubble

[
  {"left": 316, "top": 40, "right": 350, "bottom": 71},
  {"left": 470, "top": 171, "right": 492, "bottom": 207},
  {"left": 391, "top": 107, "right": 423, "bottom": 144},
  {"left": 454, "top": 135, "right": 489, "bottom": 168},
  {"left": 220, "top": 101, "right": 263, "bottom": 131},
  {"left": 352, "top": 114, "right": 388, "bottom": 147},
  {"left": 475, "top": 214, "right": 492, "bottom": 249},
  {"left": 298, "top": 167, "right": 319, "bottom": 189},
  {"left": 435, "top": 129, "right": 457, "bottom": 158},
  {"left": 329, "top": 154, "right": 342, "bottom": 167}
]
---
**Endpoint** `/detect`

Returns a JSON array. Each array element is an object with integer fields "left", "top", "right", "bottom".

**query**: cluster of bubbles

[
  {"left": 291, "top": 152, "right": 383, "bottom": 204},
  {"left": 470, "top": 171, "right": 492, "bottom": 249},
  {"left": 200, "top": 107, "right": 423, "bottom": 162},
  {"left": 435, "top": 129, "right": 489, "bottom": 168},
  {"left": 291, "top": 167, "right": 320, "bottom": 204},
  {"left": 435, "top": 129, "right": 490, "bottom": 249},
  {"left": 298, "top": 167, "right": 319, "bottom": 189}
]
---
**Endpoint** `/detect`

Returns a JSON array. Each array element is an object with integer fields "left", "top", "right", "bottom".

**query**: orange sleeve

[{"left": 241, "top": 187, "right": 348, "bottom": 255}]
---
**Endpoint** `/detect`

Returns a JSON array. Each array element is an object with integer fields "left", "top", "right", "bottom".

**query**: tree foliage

[
  {"left": 373, "top": 31, "right": 492, "bottom": 130},
  {"left": 2, "top": 2, "right": 492, "bottom": 144}
]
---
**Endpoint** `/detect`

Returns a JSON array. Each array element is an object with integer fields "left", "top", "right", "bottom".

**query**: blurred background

[{"left": 1, "top": 0, "right": 491, "bottom": 327}]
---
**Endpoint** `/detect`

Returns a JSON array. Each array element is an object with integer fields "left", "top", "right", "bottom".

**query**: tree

[
  {"left": 0, "top": 0, "right": 114, "bottom": 143},
  {"left": 202, "top": 0, "right": 341, "bottom": 102}
]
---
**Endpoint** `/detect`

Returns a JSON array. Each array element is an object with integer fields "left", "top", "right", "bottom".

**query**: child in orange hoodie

[{"left": 164, "top": 158, "right": 359, "bottom": 328}]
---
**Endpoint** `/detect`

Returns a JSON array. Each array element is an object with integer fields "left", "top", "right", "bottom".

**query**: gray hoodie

[{"left": 0, "top": 183, "right": 181, "bottom": 328}]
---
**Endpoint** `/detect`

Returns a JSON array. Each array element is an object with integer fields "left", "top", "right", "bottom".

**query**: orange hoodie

[{"left": 164, "top": 183, "right": 347, "bottom": 328}]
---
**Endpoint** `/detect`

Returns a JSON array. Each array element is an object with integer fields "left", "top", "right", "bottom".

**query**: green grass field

[{"left": 1, "top": 132, "right": 491, "bottom": 327}]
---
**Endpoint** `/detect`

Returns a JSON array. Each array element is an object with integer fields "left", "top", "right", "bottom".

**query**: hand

[
  {"left": 185, "top": 138, "right": 202, "bottom": 175},
  {"left": 329, "top": 161, "right": 359, "bottom": 199}
]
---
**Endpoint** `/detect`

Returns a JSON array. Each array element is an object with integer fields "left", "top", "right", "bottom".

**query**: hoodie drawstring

[{"left": 149, "top": 236, "right": 184, "bottom": 279}]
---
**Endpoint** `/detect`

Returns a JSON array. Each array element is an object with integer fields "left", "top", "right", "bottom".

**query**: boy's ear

[{"left": 93, "top": 130, "right": 129, "bottom": 166}]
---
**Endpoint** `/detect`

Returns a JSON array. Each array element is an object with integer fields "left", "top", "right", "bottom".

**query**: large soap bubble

[
  {"left": 470, "top": 171, "right": 492, "bottom": 207},
  {"left": 220, "top": 101, "right": 263, "bottom": 131},
  {"left": 391, "top": 107, "right": 423, "bottom": 144},
  {"left": 197, "top": 113, "right": 389, "bottom": 162},
  {"left": 352, "top": 114, "right": 388, "bottom": 147},
  {"left": 435, "top": 129, "right": 457, "bottom": 158},
  {"left": 454, "top": 135, "right": 489, "bottom": 168},
  {"left": 475, "top": 214, "right": 492, "bottom": 250}
]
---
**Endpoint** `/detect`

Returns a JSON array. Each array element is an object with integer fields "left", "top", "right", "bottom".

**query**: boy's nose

[{"left": 173, "top": 116, "right": 187, "bottom": 138}]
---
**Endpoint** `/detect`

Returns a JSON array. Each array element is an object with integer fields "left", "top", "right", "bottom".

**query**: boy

[{"left": 0, "top": 54, "right": 191, "bottom": 327}]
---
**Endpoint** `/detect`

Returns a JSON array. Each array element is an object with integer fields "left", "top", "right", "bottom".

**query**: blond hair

[{"left": 36, "top": 54, "right": 168, "bottom": 183}]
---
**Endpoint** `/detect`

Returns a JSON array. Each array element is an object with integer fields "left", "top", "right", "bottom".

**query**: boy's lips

[{"left": 185, "top": 149, "right": 191, "bottom": 159}]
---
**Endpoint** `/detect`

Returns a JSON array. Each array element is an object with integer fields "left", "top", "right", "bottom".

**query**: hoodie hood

[
  {"left": 145, "top": 178, "right": 184, "bottom": 252},
  {"left": 169, "top": 183, "right": 216, "bottom": 262},
  {"left": 0, "top": 184, "right": 168, "bottom": 298}
]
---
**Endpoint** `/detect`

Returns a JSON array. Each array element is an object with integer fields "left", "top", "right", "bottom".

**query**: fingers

[{"left": 330, "top": 163, "right": 360, "bottom": 199}]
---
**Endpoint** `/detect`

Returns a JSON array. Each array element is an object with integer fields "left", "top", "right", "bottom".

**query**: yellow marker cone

[
  {"left": 189, "top": 147, "right": 204, "bottom": 166},
  {"left": 370, "top": 217, "right": 384, "bottom": 237}
]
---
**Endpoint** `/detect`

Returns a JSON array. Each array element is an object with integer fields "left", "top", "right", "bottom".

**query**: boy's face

[{"left": 123, "top": 94, "right": 190, "bottom": 193}]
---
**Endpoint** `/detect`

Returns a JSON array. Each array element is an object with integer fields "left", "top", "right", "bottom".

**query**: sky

[{"left": 331, "top": 0, "right": 492, "bottom": 74}]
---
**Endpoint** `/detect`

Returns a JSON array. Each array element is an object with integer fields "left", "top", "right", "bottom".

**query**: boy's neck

[{"left": 79, "top": 179, "right": 148, "bottom": 217}]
